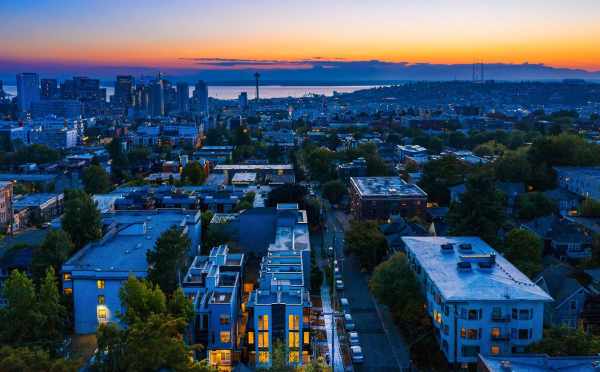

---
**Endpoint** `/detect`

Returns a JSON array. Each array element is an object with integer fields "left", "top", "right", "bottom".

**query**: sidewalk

[{"left": 321, "top": 283, "right": 344, "bottom": 372}]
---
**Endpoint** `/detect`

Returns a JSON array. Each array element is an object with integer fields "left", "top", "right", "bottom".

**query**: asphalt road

[{"left": 325, "top": 208, "right": 410, "bottom": 372}]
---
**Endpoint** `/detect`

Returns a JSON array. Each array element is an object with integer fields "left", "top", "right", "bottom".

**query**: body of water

[{"left": 2, "top": 84, "right": 378, "bottom": 101}]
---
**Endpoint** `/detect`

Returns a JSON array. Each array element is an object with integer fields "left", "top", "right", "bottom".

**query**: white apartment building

[{"left": 402, "top": 236, "right": 553, "bottom": 365}]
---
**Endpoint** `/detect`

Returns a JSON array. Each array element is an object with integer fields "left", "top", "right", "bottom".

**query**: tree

[
  {"left": 528, "top": 326, "right": 600, "bottom": 356},
  {"left": 305, "top": 147, "right": 335, "bottom": 182},
  {"left": 345, "top": 220, "right": 388, "bottom": 270},
  {"left": 502, "top": 229, "right": 543, "bottom": 278},
  {"left": 321, "top": 180, "right": 346, "bottom": 205},
  {"left": 0, "top": 270, "right": 42, "bottom": 345},
  {"left": 94, "top": 277, "right": 208, "bottom": 372},
  {"left": 447, "top": 171, "right": 505, "bottom": 244},
  {"left": 267, "top": 184, "right": 307, "bottom": 207},
  {"left": 473, "top": 141, "right": 507, "bottom": 157},
  {"left": 31, "top": 229, "right": 75, "bottom": 282},
  {"left": 580, "top": 198, "right": 600, "bottom": 218},
  {"left": 107, "top": 138, "right": 130, "bottom": 182},
  {"left": 83, "top": 165, "right": 112, "bottom": 194},
  {"left": 38, "top": 268, "right": 68, "bottom": 349},
  {"left": 369, "top": 253, "right": 428, "bottom": 337},
  {"left": 61, "top": 190, "right": 102, "bottom": 250},
  {"left": 182, "top": 162, "right": 206, "bottom": 185},
  {"left": 0, "top": 346, "right": 76, "bottom": 372},
  {"left": 419, "top": 156, "right": 470, "bottom": 205},
  {"left": 147, "top": 227, "right": 191, "bottom": 294},
  {"left": 516, "top": 192, "right": 557, "bottom": 220}
]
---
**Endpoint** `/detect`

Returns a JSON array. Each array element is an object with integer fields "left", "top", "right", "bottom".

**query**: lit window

[
  {"left": 98, "top": 295, "right": 105, "bottom": 305},
  {"left": 220, "top": 314, "right": 230, "bottom": 325},
  {"left": 97, "top": 308, "right": 107, "bottom": 323},
  {"left": 97, "top": 280, "right": 105, "bottom": 289},
  {"left": 63, "top": 273, "right": 72, "bottom": 281},
  {"left": 289, "top": 351, "right": 300, "bottom": 363},
  {"left": 259, "top": 315, "right": 269, "bottom": 330},
  {"left": 258, "top": 331, "right": 269, "bottom": 348},
  {"left": 491, "top": 345, "right": 500, "bottom": 355},
  {"left": 289, "top": 314, "right": 300, "bottom": 330},
  {"left": 288, "top": 331, "right": 300, "bottom": 348},
  {"left": 303, "top": 331, "right": 310, "bottom": 345},
  {"left": 258, "top": 351, "right": 270, "bottom": 364},
  {"left": 63, "top": 288, "right": 72, "bottom": 295},
  {"left": 220, "top": 331, "right": 231, "bottom": 343},
  {"left": 248, "top": 331, "right": 254, "bottom": 345}
]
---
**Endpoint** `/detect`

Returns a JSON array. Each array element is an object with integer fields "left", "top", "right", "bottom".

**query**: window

[
  {"left": 512, "top": 308, "right": 518, "bottom": 320},
  {"left": 97, "top": 308, "right": 107, "bottom": 323},
  {"left": 258, "top": 331, "right": 269, "bottom": 348},
  {"left": 64, "top": 288, "right": 72, "bottom": 295},
  {"left": 289, "top": 331, "right": 300, "bottom": 348},
  {"left": 98, "top": 295, "right": 105, "bottom": 305},
  {"left": 518, "top": 329, "right": 530, "bottom": 340},
  {"left": 289, "top": 351, "right": 300, "bottom": 363},
  {"left": 492, "top": 307, "right": 502, "bottom": 319},
  {"left": 289, "top": 315, "right": 300, "bottom": 330},
  {"left": 491, "top": 345, "right": 500, "bottom": 355},
  {"left": 303, "top": 331, "right": 310, "bottom": 345},
  {"left": 467, "top": 309, "right": 481, "bottom": 320},
  {"left": 461, "top": 328, "right": 480, "bottom": 340},
  {"left": 491, "top": 328, "right": 500, "bottom": 338},
  {"left": 443, "top": 325, "right": 449, "bottom": 335},
  {"left": 519, "top": 309, "right": 532, "bottom": 320},
  {"left": 259, "top": 315, "right": 269, "bottom": 330},
  {"left": 220, "top": 314, "right": 230, "bottom": 325},
  {"left": 63, "top": 273, "right": 72, "bottom": 281},
  {"left": 570, "top": 300, "right": 577, "bottom": 312},
  {"left": 220, "top": 331, "right": 231, "bottom": 343},
  {"left": 461, "top": 345, "right": 480, "bottom": 357},
  {"left": 248, "top": 331, "right": 254, "bottom": 345},
  {"left": 258, "top": 351, "right": 270, "bottom": 364},
  {"left": 97, "top": 280, "right": 105, "bottom": 289}
]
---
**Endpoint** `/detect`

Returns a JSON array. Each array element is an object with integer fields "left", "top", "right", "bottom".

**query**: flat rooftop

[
  {"left": 64, "top": 210, "right": 198, "bottom": 273},
  {"left": 351, "top": 177, "right": 427, "bottom": 198},
  {"left": 402, "top": 236, "right": 553, "bottom": 302},
  {"left": 13, "top": 193, "right": 63, "bottom": 210},
  {"left": 214, "top": 164, "right": 293, "bottom": 171},
  {"left": 478, "top": 354, "right": 600, "bottom": 372}
]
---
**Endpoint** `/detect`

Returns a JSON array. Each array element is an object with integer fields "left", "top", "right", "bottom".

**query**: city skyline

[{"left": 1, "top": 0, "right": 599, "bottom": 80}]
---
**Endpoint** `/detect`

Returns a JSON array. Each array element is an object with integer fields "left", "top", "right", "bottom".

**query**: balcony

[{"left": 491, "top": 314, "right": 511, "bottom": 323}]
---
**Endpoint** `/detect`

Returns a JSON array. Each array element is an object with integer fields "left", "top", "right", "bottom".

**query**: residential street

[{"left": 323, "top": 206, "right": 411, "bottom": 371}]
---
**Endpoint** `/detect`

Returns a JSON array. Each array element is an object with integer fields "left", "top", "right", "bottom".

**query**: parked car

[
  {"left": 340, "top": 297, "right": 350, "bottom": 313},
  {"left": 344, "top": 313, "right": 355, "bottom": 331},
  {"left": 334, "top": 267, "right": 342, "bottom": 279},
  {"left": 351, "top": 346, "right": 364, "bottom": 363},
  {"left": 335, "top": 279, "right": 344, "bottom": 291},
  {"left": 348, "top": 331, "right": 360, "bottom": 347}
]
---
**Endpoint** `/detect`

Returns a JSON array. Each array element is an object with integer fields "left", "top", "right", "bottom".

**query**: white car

[
  {"left": 348, "top": 331, "right": 360, "bottom": 347},
  {"left": 351, "top": 346, "right": 364, "bottom": 363},
  {"left": 344, "top": 313, "right": 355, "bottom": 331},
  {"left": 340, "top": 297, "right": 350, "bottom": 313},
  {"left": 335, "top": 279, "right": 344, "bottom": 291}
]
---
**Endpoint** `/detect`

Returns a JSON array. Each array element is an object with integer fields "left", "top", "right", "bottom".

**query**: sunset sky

[{"left": 1, "top": 0, "right": 599, "bottom": 72}]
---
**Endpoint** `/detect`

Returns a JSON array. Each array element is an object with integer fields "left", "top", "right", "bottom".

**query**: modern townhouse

[
  {"left": 402, "top": 236, "right": 553, "bottom": 366},
  {"left": 182, "top": 245, "right": 244, "bottom": 372}
]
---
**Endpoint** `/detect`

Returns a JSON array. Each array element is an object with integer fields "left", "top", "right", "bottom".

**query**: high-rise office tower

[
  {"left": 150, "top": 79, "right": 165, "bottom": 116},
  {"left": 40, "top": 78, "right": 58, "bottom": 100},
  {"left": 239, "top": 92, "right": 248, "bottom": 112},
  {"left": 16, "top": 72, "right": 40, "bottom": 113},
  {"left": 176, "top": 82, "right": 190, "bottom": 112},
  {"left": 193, "top": 80, "right": 209, "bottom": 115},
  {"left": 114, "top": 75, "right": 134, "bottom": 107}
]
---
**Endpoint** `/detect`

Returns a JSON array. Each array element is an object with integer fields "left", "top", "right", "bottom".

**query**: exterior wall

[
  {"left": 544, "top": 289, "right": 587, "bottom": 328},
  {"left": 410, "top": 258, "right": 546, "bottom": 364},
  {"left": 65, "top": 272, "right": 144, "bottom": 334},
  {"left": 350, "top": 190, "right": 427, "bottom": 221},
  {"left": 0, "top": 183, "right": 13, "bottom": 230}
]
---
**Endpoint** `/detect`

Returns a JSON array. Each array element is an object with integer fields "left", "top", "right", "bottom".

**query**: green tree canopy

[
  {"left": 321, "top": 180, "right": 346, "bottom": 205},
  {"left": 419, "top": 156, "right": 470, "bottom": 205},
  {"left": 528, "top": 326, "right": 600, "bottom": 356},
  {"left": 82, "top": 165, "right": 112, "bottom": 194},
  {"left": 182, "top": 161, "right": 207, "bottom": 185},
  {"left": 0, "top": 346, "right": 76, "bottom": 372},
  {"left": 516, "top": 192, "right": 557, "bottom": 220},
  {"left": 31, "top": 229, "right": 75, "bottom": 282},
  {"left": 344, "top": 220, "right": 388, "bottom": 271},
  {"left": 447, "top": 171, "right": 505, "bottom": 244},
  {"left": 61, "top": 190, "right": 102, "bottom": 250},
  {"left": 502, "top": 229, "right": 543, "bottom": 278},
  {"left": 147, "top": 227, "right": 191, "bottom": 294}
]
